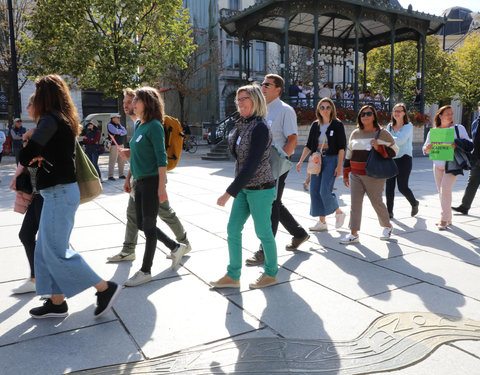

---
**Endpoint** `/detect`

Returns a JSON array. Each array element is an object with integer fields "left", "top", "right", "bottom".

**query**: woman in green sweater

[{"left": 123, "top": 87, "right": 187, "bottom": 287}]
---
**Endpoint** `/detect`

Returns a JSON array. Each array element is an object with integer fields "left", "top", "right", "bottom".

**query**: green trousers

[
  {"left": 227, "top": 188, "right": 278, "bottom": 280},
  {"left": 123, "top": 194, "right": 188, "bottom": 253}
]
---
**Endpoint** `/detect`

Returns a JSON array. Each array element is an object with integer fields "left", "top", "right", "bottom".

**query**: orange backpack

[{"left": 162, "top": 115, "right": 185, "bottom": 171}]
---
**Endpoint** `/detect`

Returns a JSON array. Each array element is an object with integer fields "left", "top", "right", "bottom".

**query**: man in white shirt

[{"left": 246, "top": 74, "right": 310, "bottom": 266}]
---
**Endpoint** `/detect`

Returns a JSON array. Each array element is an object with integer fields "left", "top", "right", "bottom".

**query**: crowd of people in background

[
  {"left": 5, "top": 72, "right": 480, "bottom": 320},
  {"left": 288, "top": 80, "right": 388, "bottom": 110}
]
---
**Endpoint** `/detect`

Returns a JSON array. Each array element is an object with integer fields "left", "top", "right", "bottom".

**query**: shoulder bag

[
  {"left": 75, "top": 140, "right": 103, "bottom": 204},
  {"left": 307, "top": 127, "right": 326, "bottom": 175},
  {"left": 365, "top": 130, "right": 399, "bottom": 179},
  {"left": 270, "top": 143, "right": 294, "bottom": 179}
]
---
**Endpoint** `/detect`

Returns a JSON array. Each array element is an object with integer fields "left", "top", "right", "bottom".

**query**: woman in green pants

[{"left": 211, "top": 84, "right": 278, "bottom": 289}]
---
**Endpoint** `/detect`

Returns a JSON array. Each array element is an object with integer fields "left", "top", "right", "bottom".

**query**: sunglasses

[
  {"left": 360, "top": 111, "right": 374, "bottom": 117},
  {"left": 393, "top": 110, "right": 405, "bottom": 114},
  {"left": 132, "top": 97, "right": 139, "bottom": 103},
  {"left": 235, "top": 97, "right": 250, "bottom": 104},
  {"left": 320, "top": 105, "right": 331, "bottom": 111},
  {"left": 261, "top": 82, "right": 274, "bottom": 88}
]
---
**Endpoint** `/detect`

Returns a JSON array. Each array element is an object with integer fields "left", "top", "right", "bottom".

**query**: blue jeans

[
  {"left": 309, "top": 155, "right": 339, "bottom": 217},
  {"left": 86, "top": 150, "right": 101, "bottom": 179},
  {"left": 227, "top": 188, "right": 277, "bottom": 280},
  {"left": 35, "top": 183, "right": 101, "bottom": 297}
]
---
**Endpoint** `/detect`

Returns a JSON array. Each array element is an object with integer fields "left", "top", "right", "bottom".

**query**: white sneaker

[
  {"left": 339, "top": 233, "right": 359, "bottom": 244},
  {"left": 12, "top": 279, "right": 36, "bottom": 294},
  {"left": 171, "top": 243, "right": 188, "bottom": 270},
  {"left": 380, "top": 227, "right": 393, "bottom": 240},
  {"left": 335, "top": 212, "right": 346, "bottom": 229},
  {"left": 166, "top": 241, "right": 191, "bottom": 259},
  {"left": 309, "top": 221, "right": 328, "bottom": 231},
  {"left": 124, "top": 271, "right": 152, "bottom": 287},
  {"left": 107, "top": 251, "right": 136, "bottom": 262}
]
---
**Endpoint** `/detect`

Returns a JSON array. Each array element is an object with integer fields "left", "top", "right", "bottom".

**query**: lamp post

[{"left": 7, "top": 0, "right": 20, "bottom": 119}]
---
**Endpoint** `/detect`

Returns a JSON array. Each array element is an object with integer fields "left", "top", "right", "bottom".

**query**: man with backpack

[{"left": 107, "top": 88, "right": 191, "bottom": 264}]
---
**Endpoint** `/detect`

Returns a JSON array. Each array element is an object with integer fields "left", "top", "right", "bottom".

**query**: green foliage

[
  {"left": 365, "top": 36, "right": 455, "bottom": 105},
  {"left": 452, "top": 32, "right": 480, "bottom": 108},
  {"left": 20, "top": 0, "right": 195, "bottom": 98}
]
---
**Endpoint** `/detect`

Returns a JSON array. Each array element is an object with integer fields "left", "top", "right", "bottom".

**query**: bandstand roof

[{"left": 220, "top": 0, "right": 445, "bottom": 52}]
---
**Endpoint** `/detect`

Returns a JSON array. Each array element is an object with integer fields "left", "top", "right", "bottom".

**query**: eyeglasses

[
  {"left": 393, "top": 110, "right": 405, "bottom": 114},
  {"left": 235, "top": 97, "right": 250, "bottom": 104},
  {"left": 261, "top": 82, "right": 274, "bottom": 88},
  {"left": 320, "top": 105, "right": 331, "bottom": 111},
  {"left": 360, "top": 111, "right": 374, "bottom": 117},
  {"left": 133, "top": 97, "right": 139, "bottom": 103}
]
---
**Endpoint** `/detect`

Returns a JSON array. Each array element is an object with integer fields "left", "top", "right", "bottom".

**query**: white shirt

[
  {"left": 266, "top": 97, "right": 298, "bottom": 152},
  {"left": 423, "top": 124, "right": 471, "bottom": 167}
]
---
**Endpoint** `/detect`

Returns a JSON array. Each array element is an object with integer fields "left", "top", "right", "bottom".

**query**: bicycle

[{"left": 183, "top": 135, "right": 198, "bottom": 153}]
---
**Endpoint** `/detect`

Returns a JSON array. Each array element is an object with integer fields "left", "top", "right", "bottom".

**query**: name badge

[
  {"left": 236, "top": 136, "right": 241, "bottom": 145},
  {"left": 136, "top": 135, "right": 143, "bottom": 142},
  {"left": 366, "top": 144, "right": 372, "bottom": 151},
  {"left": 330, "top": 130, "right": 334, "bottom": 136},
  {"left": 267, "top": 120, "right": 273, "bottom": 128}
]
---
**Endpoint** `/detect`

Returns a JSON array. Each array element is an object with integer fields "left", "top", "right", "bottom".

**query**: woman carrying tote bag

[{"left": 341, "top": 105, "right": 398, "bottom": 244}]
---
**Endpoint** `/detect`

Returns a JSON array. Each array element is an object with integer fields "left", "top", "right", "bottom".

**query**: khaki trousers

[
  {"left": 108, "top": 145, "right": 125, "bottom": 178},
  {"left": 349, "top": 173, "right": 390, "bottom": 231}
]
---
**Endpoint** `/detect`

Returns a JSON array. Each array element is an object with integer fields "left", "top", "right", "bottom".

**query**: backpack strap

[{"left": 454, "top": 125, "right": 460, "bottom": 139}]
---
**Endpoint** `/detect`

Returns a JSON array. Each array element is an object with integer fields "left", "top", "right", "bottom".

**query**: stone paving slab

[
  {"left": 114, "top": 274, "right": 261, "bottom": 358},
  {"left": 1, "top": 246, "right": 32, "bottom": 283},
  {"left": 228, "top": 278, "right": 381, "bottom": 341},
  {"left": 376, "top": 251, "right": 480, "bottom": 300},
  {"left": 1, "top": 320, "right": 142, "bottom": 375}
]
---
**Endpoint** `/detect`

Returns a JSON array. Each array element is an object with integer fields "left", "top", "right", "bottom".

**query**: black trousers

[
  {"left": 19, "top": 194, "right": 44, "bottom": 279},
  {"left": 461, "top": 160, "right": 480, "bottom": 210},
  {"left": 134, "top": 176, "right": 177, "bottom": 273},
  {"left": 271, "top": 170, "right": 308, "bottom": 238},
  {"left": 385, "top": 155, "right": 418, "bottom": 213}
]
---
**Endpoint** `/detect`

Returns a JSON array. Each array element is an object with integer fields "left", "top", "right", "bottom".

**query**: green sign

[{"left": 429, "top": 128, "right": 455, "bottom": 161}]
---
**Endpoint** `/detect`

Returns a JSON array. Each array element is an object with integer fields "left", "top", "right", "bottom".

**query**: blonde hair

[{"left": 236, "top": 84, "right": 267, "bottom": 118}]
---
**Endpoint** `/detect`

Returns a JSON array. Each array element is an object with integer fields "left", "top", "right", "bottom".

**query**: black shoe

[
  {"left": 108, "top": 177, "right": 116, "bottom": 181},
  {"left": 388, "top": 211, "right": 394, "bottom": 219},
  {"left": 94, "top": 281, "right": 121, "bottom": 318},
  {"left": 119, "top": 175, "right": 126, "bottom": 179},
  {"left": 411, "top": 202, "right": 419, "bottom": 217},
  {"left": 30, "top": 298, "right": 68, "bottom": 319},
  {"left": 285, "top": 234, "right": 310, "bottom": 250},
  {"left": 452, "top": 206, "right": 468, "bottom": 215},
  {"left": 245, "top": 250, "right": 265, "bottom": 266}
]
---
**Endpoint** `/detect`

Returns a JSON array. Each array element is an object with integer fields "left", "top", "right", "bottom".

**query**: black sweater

[
  {"left": 19, "top": 113, "right": 76, "bottom": 190},
  {"left": 305, "top": 119, "right": 347, "bottom": 155}
]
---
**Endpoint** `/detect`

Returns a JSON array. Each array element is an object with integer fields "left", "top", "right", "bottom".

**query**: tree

[
  {"left": 21, "top": 0, "right": 196, "bottom": 112},
  {"left": 452, "top": 32, "right": 480, "bottom": 109},
  {"left": 366, "top": 36, "right": 455, "bottom": 105},
  {"left": 163, "top": 32, "right": 222, "bottom": 124},
  {"left": 0, "top": 0, "right": 32, "bottom": 122}
]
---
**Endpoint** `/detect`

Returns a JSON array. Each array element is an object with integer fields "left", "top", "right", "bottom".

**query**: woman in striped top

[{"left": 341, "top": 105, "right": 398, "bottom": 244}]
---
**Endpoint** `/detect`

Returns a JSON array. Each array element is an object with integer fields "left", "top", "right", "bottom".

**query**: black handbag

[
  {"left": 365, "top": 130, "right": 399, "bottom": 179},
  {"left": 15, "top": 170, "right": 33, "bottom": 194}
]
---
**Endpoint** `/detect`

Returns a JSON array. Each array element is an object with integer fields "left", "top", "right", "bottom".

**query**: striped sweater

[{"left": 343, "top": 128, "right": 398, "bottom": 177}]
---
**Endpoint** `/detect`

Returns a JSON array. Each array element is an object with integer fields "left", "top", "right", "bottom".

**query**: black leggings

[
  {"left": 385, "top": 154, "right": 418, "bottom": 213},
  {"left": 19, "top": 194, "right": 44, "bottom": 279},
  {"left": 134, "top": 176, "right": 178, "bottom": 273}
]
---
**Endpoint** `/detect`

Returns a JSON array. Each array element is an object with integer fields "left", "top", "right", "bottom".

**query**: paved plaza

[{"left": 0, "top": 149, "right": 479, "bottom": 374}]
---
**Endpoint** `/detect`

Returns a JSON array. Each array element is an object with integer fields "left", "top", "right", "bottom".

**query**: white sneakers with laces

[
  {"left": 339, "top": 233, "right": 359, "bottom": 244},
  {"left": 380, "top": 227, "right": 393, "bottom": 240},
  {"left": 335, "top": 212, "right": 346, "bottom": 229},
  {"left": 309, "top": 221, "right": 328, "bottom": 231}
]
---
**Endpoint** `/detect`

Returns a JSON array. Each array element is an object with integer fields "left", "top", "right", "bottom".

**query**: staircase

[{"left": 201, "top": 139, "right": 230, "bottom": 161}]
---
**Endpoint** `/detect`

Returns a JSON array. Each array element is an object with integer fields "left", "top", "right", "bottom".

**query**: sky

[{"left": 397, "top": 0, "right": 480, "bottom": 16}]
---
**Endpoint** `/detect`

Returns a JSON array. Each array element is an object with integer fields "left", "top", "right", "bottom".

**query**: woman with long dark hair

[
  {"left": 296, "top": 97, "right": 347, "bottom": 231},
  {"left": 341, "top": 105, "right": 397, "bottom": 244},
  {"left": 385, "top": 103, "right": 419, "bottom": 218},
  {"left": 19, "top": 75, "right": 120, "bottom": 318}
]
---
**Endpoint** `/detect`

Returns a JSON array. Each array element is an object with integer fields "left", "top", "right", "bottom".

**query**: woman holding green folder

[{"left": 423, "top": 105, "right": 472, "bottom": 230}]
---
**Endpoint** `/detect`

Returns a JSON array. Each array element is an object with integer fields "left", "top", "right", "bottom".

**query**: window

[
  {"left": 255, "top": 42, "right": 266, "bottom": 72},
  {"left": 226, "top": 38, "right": 240, "bottom": 69}
]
